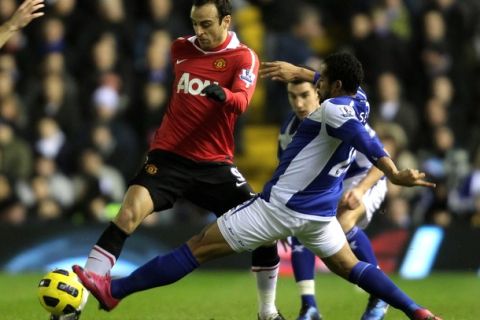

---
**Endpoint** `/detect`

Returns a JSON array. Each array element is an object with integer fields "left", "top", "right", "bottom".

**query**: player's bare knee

[
  {"left": 338, "top": 215, "right": 356, "bottom": 233},
  {"left": 187, "top": 232, "right": 210, "bottom": 262}
]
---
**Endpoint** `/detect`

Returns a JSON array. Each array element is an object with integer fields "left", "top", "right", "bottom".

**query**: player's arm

[
  {"left": 340, "top": 165, "right": 384, "bottom": 210},
  {"left": 374, "top": 157, "right": 436, "bottom": 187},
  {"left": 0, "top": 0, "right": 44, "bottom": 48},
  {"left": 325, "top": 104, "right": 435, "bottom": 188},
  {"left": 202, "top": 49, "right": 259, "bottom": 114},
  {"left": 350, "top": 130, "right": 434, "bottom": 188},
  {"left": 259, "top": 61, "right": 317, "bottom": 83},
  {"left": 346, "top": 134, "right": 386, "bottom": 197}
]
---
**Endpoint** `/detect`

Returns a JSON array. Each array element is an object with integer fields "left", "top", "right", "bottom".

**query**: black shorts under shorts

[{"left": 129, "top": 150, "right": 255, "bottom": 217}]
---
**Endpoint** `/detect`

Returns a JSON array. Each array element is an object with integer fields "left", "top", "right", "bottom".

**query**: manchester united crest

[
  {"left": 145, "top": 164, "right": 158, "bottom": 175},
  {"left": 213, "top": 58, "right": 227, "bottom": 70}
]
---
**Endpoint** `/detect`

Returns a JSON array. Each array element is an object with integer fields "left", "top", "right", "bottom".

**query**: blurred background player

[
  {"left": 0, "top": 0, "right": 44, "bottom": 48},
  {"left": 275, "top": 64, "right": 388, "bottom": 320},
  {"left": 73, "top": 51, "right": 441, "bottom": 320},
  {"left": 74, "top": 1, "right": 282, "bottom": 320}
]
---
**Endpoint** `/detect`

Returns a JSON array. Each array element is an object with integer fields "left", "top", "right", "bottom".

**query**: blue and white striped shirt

[{"left": 262, "top": 90, "right": 386, "bottom": 221}]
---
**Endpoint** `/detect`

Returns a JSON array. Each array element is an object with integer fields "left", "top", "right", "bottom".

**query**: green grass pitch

[{"left": 2, "top": 271, "right": 479, "bottom": 319}]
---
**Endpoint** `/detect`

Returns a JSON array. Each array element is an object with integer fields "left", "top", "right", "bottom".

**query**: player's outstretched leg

[
  {"left": 322, "top": 243, "right": 442, "bottom": 320},
  {"left": 73, "top": 243, "right": 200, "bottom": 311},
  {"left": 346, "top": 227, "right": 388, "bottom": 320},
  {"left": 347, "top": 261, "right": 442, "bottom": 320},
  {"left": 290, "top": 237, "right": 322, "bottom": 320}
]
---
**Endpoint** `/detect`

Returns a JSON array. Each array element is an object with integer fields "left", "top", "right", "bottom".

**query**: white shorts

[
  {"left": 343, "top": 177, "right": 387, "bottom": 229},
  {"left": 217, "top": 197, "right": 346, "bottom": 258}
]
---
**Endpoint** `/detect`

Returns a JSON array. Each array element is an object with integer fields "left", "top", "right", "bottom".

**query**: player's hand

[
  {"left": 259, "top": 61, "right": 300, "bottom": 82},
  {"left": 390, "top": 169, "right": 436, "bottom": 188},
  {"left": 339, "top": 188, "right": 363, "bottom": 210},
  {"left": 7, "top": 0, "right": 44, "bottom": 31},
  {"left": 202, "top": 84, "right": 226, "bottom": 102}
]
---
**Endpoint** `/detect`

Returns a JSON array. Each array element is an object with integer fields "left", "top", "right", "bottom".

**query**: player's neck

[{"left": 208, "top": 32, "right": 232, "bottom": 52}]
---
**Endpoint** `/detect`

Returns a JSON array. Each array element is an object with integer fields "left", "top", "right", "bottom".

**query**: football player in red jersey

[
  {"left": 75, "top": 1, "right": 283, "bottom": 320},
  {"left": 0, "top": 0, "right": 44, "bottom": 49}
]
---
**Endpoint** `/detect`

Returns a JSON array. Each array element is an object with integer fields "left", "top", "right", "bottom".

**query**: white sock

[
  {"left": 253, "top": 263, "right": 279, "bottom": 318},
  {"left": 84, "top": 245, "right": 116, "bottom": 275},
  {"left": 72, "top": 245, "right": 115, "bottom": 315},
  {"left": 297, "top": 279, "right": 315, "bottom": 296}
]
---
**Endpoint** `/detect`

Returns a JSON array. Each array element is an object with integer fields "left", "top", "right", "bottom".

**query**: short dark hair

[
  {"left": 323, "top": 52, "right": 364, "bottom": 93},
  {"left": 192, "top": 0, "right": 232, "bottom": 22}
]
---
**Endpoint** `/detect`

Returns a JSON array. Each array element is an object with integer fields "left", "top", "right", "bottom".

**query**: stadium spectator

[
  {"left": 77, "top": 83, "right": 141, "bottom": 179},
  {"left": 136, "top": 29, "right": 172, "bottom": 85},
  {"left": 383, "top": 0, "right": 412, "bottom": 41},
  {"left": 129, "top": 30, "right": 172, "bottom": 144},
  {"left": 134, "top": 0, "right": 190, "bottom": 67},
  {"left": 37, "top": 17, "right": 66, "bottom": 56},
  {"left": 86, "top": 122, "right": 138, "bottom": 180},
  {"left": 72, "top": 148, "right": 125, "bottom": 223},
  {"left": 24, "top": 175, "right": 63, "bottom": 222},
  {"left": 0, "top": 173, "right": 27, "bottom": 225},
  {"left": 29, "top": 72, "right": 80, "bottom": 139},
  {"left": 33, "top": 117, "right": 71, "bottom": 174},
  {"left": 375, "top": 122, "right": 419, "bottom": 202},
  {"left": 20, "top": 52, "right": 79, "bottom": 121},
  {"left": 0, "top": 91, "right": 27, "bottom": 132},
  {"left": 48, "top": 0, "right": 83, "bottom": 57},
  {"left": 73, "top": 1, "right": 282, "bottom": 320},
  {"left": 449, "top": 147, "right": 480, "bottom": 222},
  {"left": 349, "top": 8, "right": 409, "bottom": 90},
  {"left": 419, "top": 10, "right": 451, "bottom": 78},
  {"left": 414, "top": 125, "right": 469, "bottom": 225},
  {"left": 371, "top": 71, "right": 419, "bottom": 148},
  {"left": 0, "top": 118, "right": 32, "bottom": 180},
  {"left": 17, "top": 155, "right": 74, "bottom": 212},
  {"left": 424, "top": 97, "right": 447, "bottom": 128},
  {"left": 77, "top": 32, "right": 133, "bottom": 118},
  {"left": 384, "top": 196, "right": 412, "bottom": 228},
  {"left": 132, "top": 81, "right": 168, "bottom": 148},
  {"left": 262, "top": 2, "right": 322, "bottom": 124}
]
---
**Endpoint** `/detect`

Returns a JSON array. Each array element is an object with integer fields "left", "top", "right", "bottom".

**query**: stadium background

[{"left": 0, "top": 0, "right": 480, "bottom": 283}]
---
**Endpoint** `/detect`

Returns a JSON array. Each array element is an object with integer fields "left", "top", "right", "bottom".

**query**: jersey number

[
  {"left": 328, "top": 148, "right": 356, "bottom": 177},
  {"left": 231, "top": 167, "right": 247, "bottom": 187}
]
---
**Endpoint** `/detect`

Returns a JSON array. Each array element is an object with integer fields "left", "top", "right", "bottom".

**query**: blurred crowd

[{"left": 0, "top": 0, "right": 479, "bottom": 230}]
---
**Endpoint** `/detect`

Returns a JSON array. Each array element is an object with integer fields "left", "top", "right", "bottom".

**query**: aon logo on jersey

[{"left": 177, "top": 73, "right": 219, "bottom": 96}]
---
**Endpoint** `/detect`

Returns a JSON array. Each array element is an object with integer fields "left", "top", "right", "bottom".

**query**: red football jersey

[{"left": 150, "top": 32, "right": 259, "bottom": 164}]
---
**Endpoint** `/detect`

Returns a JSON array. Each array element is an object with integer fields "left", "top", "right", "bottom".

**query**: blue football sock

[
  {"left": 349, "top": 261, "right": 420, "bottom": 317},
  {"left": 345, "top": 226, "right": 378, "bottom": 266},
  {"left": 291, "top": 237, "right": 317, "bottom": 308},
  {"left": 301, "top": 294, "right": 317, "bottom": 308},
  {"left": 291, "top": 237, "right": 315, "bottom": 282},
  {"left": 111, "top": 243, "right": 199, "bottom": 299}
]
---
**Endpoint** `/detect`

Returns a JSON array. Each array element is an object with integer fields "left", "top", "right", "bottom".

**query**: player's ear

[
  {"left": 222, "top": 14, "right": 231, "bottom": 29},
  {"left": 333, "top": 80, "right": 343, "bottom": 92}
]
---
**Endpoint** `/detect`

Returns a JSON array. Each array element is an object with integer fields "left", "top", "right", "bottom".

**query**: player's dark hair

[
  {"left": 193, "top": 0, "right": 232, "bottom": 23},
  {"left": 290, "top": 65, "right": 316, "bottom": 85},
  {"left": 323, "top": 52, "right": 364, "bottom": 94}
]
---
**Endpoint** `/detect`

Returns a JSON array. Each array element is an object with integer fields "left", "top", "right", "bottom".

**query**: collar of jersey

[{"left": 187, "top": 31, "right": 240, "bottom": 54}]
